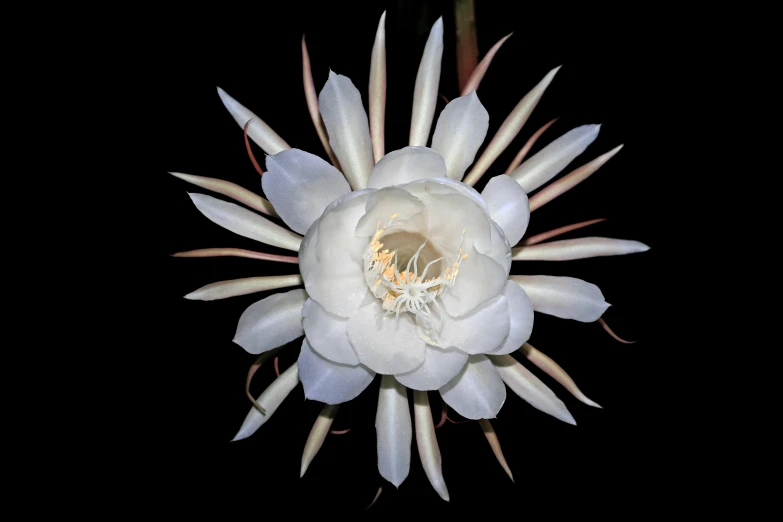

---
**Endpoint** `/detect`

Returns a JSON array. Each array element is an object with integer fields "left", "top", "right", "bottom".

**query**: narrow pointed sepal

[
  {"left": 184, "top": 275, "right": 303, "bottom": 301},
  {"left": 232, "top": 363, "right": 300, "bottom": 442},
  {"left": 463, "top": 66, "right": 561, "bottom": 186},
  {"left": 301, "top": 37, "right": 340, "bottom": 167},
  {"left": 520, "top": 218, "right": 606, "bottom": 246},
  {"left": 301, "top": 404, "right": 339, "bottom": 477},
  {"left": 510, "top": 124, "right": 601, "bottom": 193},
  {"left": 413, "top": 390, "right": 450, "bottom": 501},
  {"left": 512, "top": 237, "right": 650, "bottom": 261},
  {"left": 169, "top": 172, "right": 277, "bottom": 217},
  {"left": 409, "top": 17, "right": 444, "bottom": 146},
  {"left": 217, "top": 87, "right": 290, "bottom": 155},
  {"left": 187, "top": 193, "right": 302, "bottom": 251},
  {"left": 460, "top": 33, "right": 512, "bottom": 95},
  {"left": 521, "top": 343, "right": 601, "bottom": 408},
  {"left": 171, "top": 248, "right": 298, "bottom": 264},
  {"left": 505, "top": 118, "right": 559, "bottom": 174},
  {"left": 489, "top": 354, "right": 575, "bottom": 425},
  {"left": 478, "top": 419, "right": 513, "bottom": 482},
  {"left": 529, "top": 145, "right": 624, "bottom": 211},
  {"left": 369, "top": 11, "right": 387, "bottom": 163}
]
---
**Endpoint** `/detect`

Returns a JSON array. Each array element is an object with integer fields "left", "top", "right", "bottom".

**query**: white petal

[
  {"left": 510, "top": 124, "right": 601, "bottom": 193},
  {"left": 304, "top": 248, "right": 369, "bottom": 318},
  {"left": 431, "top": 296, "right": 510, "bottom": 354},
  {"left": 367, "top": 147, "right": 447, "bottom": 189},
  {"left": 262, "top": 149, "right": 351, "bottom": 234},
  {"left": 233, "top": 289, "right": 307, "bottom": 354},
  {"left": 431, "top": 92, "right": 489, "bottom": 181},
  {"left": 403, "top": 178, "right": 489, "bottom": 213},
  {"left": 395, "top": 346, "right": 468, "bottom": 391},
  {"left": 319, "top": 71, "right": 374, "bottom": 190},
  {"left": 347, "top": 301, "right": 426, "bottom": 374},
  {"left": 482, "top": 220, "right": 512, "bottom": 275},
  {"left": 298, "top": 216, "right": 320, "bottom": 280},
  {"left": 217, "top": 87, "right": 289, "bottom": 155},
  {"left": 355, "top": 187, "right": 426, "bottom": 237},
  {"left": 512, "top": 237, "right": 650, "bottom": 261},
  {"left": 481, "top": 174, "right": 530, "bottom": 246},
  {"left": 409, "top": 17, "right": 444, "bottom": 146},
  {"left": 439, "top": 355, "right": 506, "bottom": 419},
  {"left": 316, "top": 189, "right": 376, "bottom": 262},
  {"left": 376, "top": 375, "right": 412, "bottom": 487},
  {"left": 489, "top": 281, "right": 534, "bottom": 355},
  {"left": 232, "top": 363, "right": 300, "bottom": 441},
  {"left": 298, "top": 339, "right": 375, "bottom": 405},
  {"left": 188, "top": 193, "right": 302, "bottom": 251},
  {"left": 440, "top": 246, "right": 507, "bottom": 317},
  {"left": 490, "top": 354, "right": 575, "bottom": 424},
  {"left": 302, "top": 298, "right": 359, "bottom": 365},
  {"left": 424, "top": 193, "right": 491, "bottom": 253},
  {"left": 510, "top": 275, "right": 609, "bottom": 322}
]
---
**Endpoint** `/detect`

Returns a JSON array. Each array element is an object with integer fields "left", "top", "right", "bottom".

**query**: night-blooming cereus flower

[{"left": 171, "top": 12, "right": 649, "bottom": 503}]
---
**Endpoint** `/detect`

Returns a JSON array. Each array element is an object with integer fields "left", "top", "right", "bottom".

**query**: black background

[{"left": 148, "top": 0, "right": 675, "bottom": 515}]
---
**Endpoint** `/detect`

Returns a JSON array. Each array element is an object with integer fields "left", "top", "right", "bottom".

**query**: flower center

[{"left": 363, "top": 215, "right": 467, "bottom": 329}]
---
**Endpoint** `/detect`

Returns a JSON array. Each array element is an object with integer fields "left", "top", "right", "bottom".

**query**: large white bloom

[{"left": 171, "top": 11, "right": 649, "bottom": 502}]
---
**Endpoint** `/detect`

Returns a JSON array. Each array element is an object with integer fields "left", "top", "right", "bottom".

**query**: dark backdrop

[{"left": 147, "top": 0, "right": 672, "bottom": 515}]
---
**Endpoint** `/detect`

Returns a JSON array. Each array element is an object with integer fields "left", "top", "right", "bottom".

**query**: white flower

[{"left": 170, "top": 11, "right": 649, "bottom": 503}]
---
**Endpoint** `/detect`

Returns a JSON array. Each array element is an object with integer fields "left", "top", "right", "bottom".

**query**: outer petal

[
  {"left": 440, "top": 246, "right": 507, "bottom": 317},
  {"left": 394, "top": 346, "right": 468, "bottom": 391},
  {"left": 298, "top": 339, "right": 375, "bottom": 405},
  {"left": 376, "top": 375, "right": 412, "bottom": 487},
  {"left": 347, "top": 300, "right": 426, "bottom": 374},
  {"left": 488, "top": 281, "right": 534, "bottom": 355},
  {"left": 188, "top": 193, "right": 302, "bottom": 251},
  {"left": 367, "top": 147, "right": 447, "bottom": 189},
  {"left": 262, "top": 149, "right": 351, "bottom": 234},
  {"left": 490, "top": 354, "right": 575, "bottom": 424},
  {"left": 318, "top": 71, "right": 374, "bottom": 190},
  {"left": 304, "top": 249, "right": 369, "bottom": 318},
  {"left": 510, "top": 275, "right": 609, "bottom": 322},
  {"left": 431, "top": 92, "right": 489, "bottom": 181},
  {"left": 233, "top": 289, "right": 307, "bottom": 354},
  {"left": 232, "top": 363, "right": 300, "bottom": 442},
  {"left": 217, "top": 87, "right": 289, "bottom": 155},
  {"left": 481, "top": 174, "right": 530, "bottom": 246},
  {"left": 510, "top": 124, "right": 601, "bottom": 193},
  {"left": 429, "top": 296, "right": 510, "bottom": 354},
  {"left": 301, "top": 298, "right": 359, "bottom": 365},
  {"left": 439, "top": 355, "right": 506, "bottom": 419}
]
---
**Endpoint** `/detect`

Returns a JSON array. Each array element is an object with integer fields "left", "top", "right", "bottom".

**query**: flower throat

[{"left": 363, "top": 214, "right": 467, "bottom": 327}]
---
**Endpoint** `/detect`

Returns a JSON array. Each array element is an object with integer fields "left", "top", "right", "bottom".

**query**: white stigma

[{"left": 363, "top": 214, "right": 467, "bottom": 331}]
